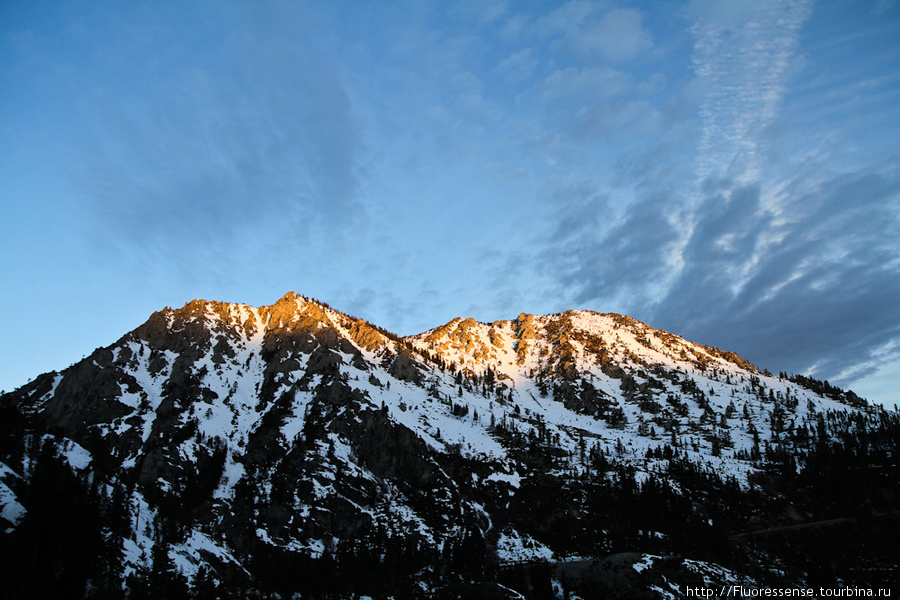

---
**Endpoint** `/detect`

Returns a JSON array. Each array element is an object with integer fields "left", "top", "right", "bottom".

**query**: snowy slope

[{"left": 0, "top": 292, "right": 893, "bottom": 598}]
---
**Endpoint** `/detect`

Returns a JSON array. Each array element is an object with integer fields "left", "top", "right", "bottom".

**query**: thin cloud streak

[
  {"left": 652, "top": 170, "right": 900, "bottom": 379},
  {"left": 690, "top": 0, "right": 812, "bottom": 185},
  {"left": 539, "top": 0, "right": 900, "bottom": 397},
  {"left": 73, "top": 4, "right": 363, "bottom": 260}
]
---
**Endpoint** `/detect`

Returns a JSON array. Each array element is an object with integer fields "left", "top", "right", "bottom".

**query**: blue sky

[{"left": 1, "top": 0, "right": 898, "bottom": 406}]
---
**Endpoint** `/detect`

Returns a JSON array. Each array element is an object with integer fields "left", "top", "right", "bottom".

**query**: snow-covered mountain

[{"left": 1, "top": 292, "right": 897, "bottom": 598}]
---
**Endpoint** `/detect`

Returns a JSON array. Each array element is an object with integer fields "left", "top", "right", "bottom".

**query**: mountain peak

[{"left": 1, "top": 291, "right": 893, "bottom": 598}]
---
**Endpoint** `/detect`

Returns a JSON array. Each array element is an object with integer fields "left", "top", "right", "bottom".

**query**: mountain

[{"left": 1, "top": 292, "right": 897, "bottom": 599}]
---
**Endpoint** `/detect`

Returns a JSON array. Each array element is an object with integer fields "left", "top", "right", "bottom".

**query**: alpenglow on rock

[{"left": 1, "top": 292, "right": 897, "bottom": 599}]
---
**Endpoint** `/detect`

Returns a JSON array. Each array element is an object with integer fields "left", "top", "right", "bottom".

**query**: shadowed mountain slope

[{"left": 1, "top": 292, "right": 897, "bottom": 598}]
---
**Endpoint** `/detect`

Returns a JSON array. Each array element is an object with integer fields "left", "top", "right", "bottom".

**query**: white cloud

[
  {"left": 536, "top": 2, "right": 653, "bottom": 63},
  {"left": 497, "top": 48, "right": 538, "bottom": 83},
  {"left": 579, "top": 8, "right": 654, "bottom": 62},
  {"left": 691, "top": 0, "right": 813, "bottom": 185},
  {"left": 538, "top": 66, "right": 633, "bottom": 103}
]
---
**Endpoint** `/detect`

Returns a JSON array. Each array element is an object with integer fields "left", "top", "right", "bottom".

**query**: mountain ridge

[{"left": 1, "top": 291, "right": 896, "bottom": 599}]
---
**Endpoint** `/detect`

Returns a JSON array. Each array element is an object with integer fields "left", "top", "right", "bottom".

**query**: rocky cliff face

[{"left": 0, "top": 292, "right": 897, "bottom": 599}]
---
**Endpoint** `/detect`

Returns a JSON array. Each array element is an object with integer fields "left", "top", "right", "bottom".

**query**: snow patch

[
  {"left": 496, "top": 529, "right": 554, "bottom": 564},
  {"left": 0, "top": 476, "right": 25, "bottom": 529}
]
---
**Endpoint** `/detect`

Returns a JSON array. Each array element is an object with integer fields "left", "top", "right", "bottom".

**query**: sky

[{"left": 1, "top": 0, "right": 898, "bottom": 406}]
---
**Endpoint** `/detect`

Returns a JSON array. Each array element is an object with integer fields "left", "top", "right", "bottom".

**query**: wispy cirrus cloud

[
  {"left": 536, "top": 2, "right": 654, "bottom": 63},
  {"left": 646, "top": 0, "right": 900, "bottom": 384},
  {"left": 651, "top": 170, "right": 900, "bottom": 380},
  {"left": 73, "top": 3, "right": 363, "bottom": 260},
  {"left": 689, "top": 0, "right": 813, "bottom": 185},
  {"left": 538, "top": 0, "right": 900, "bottom": 395}
]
